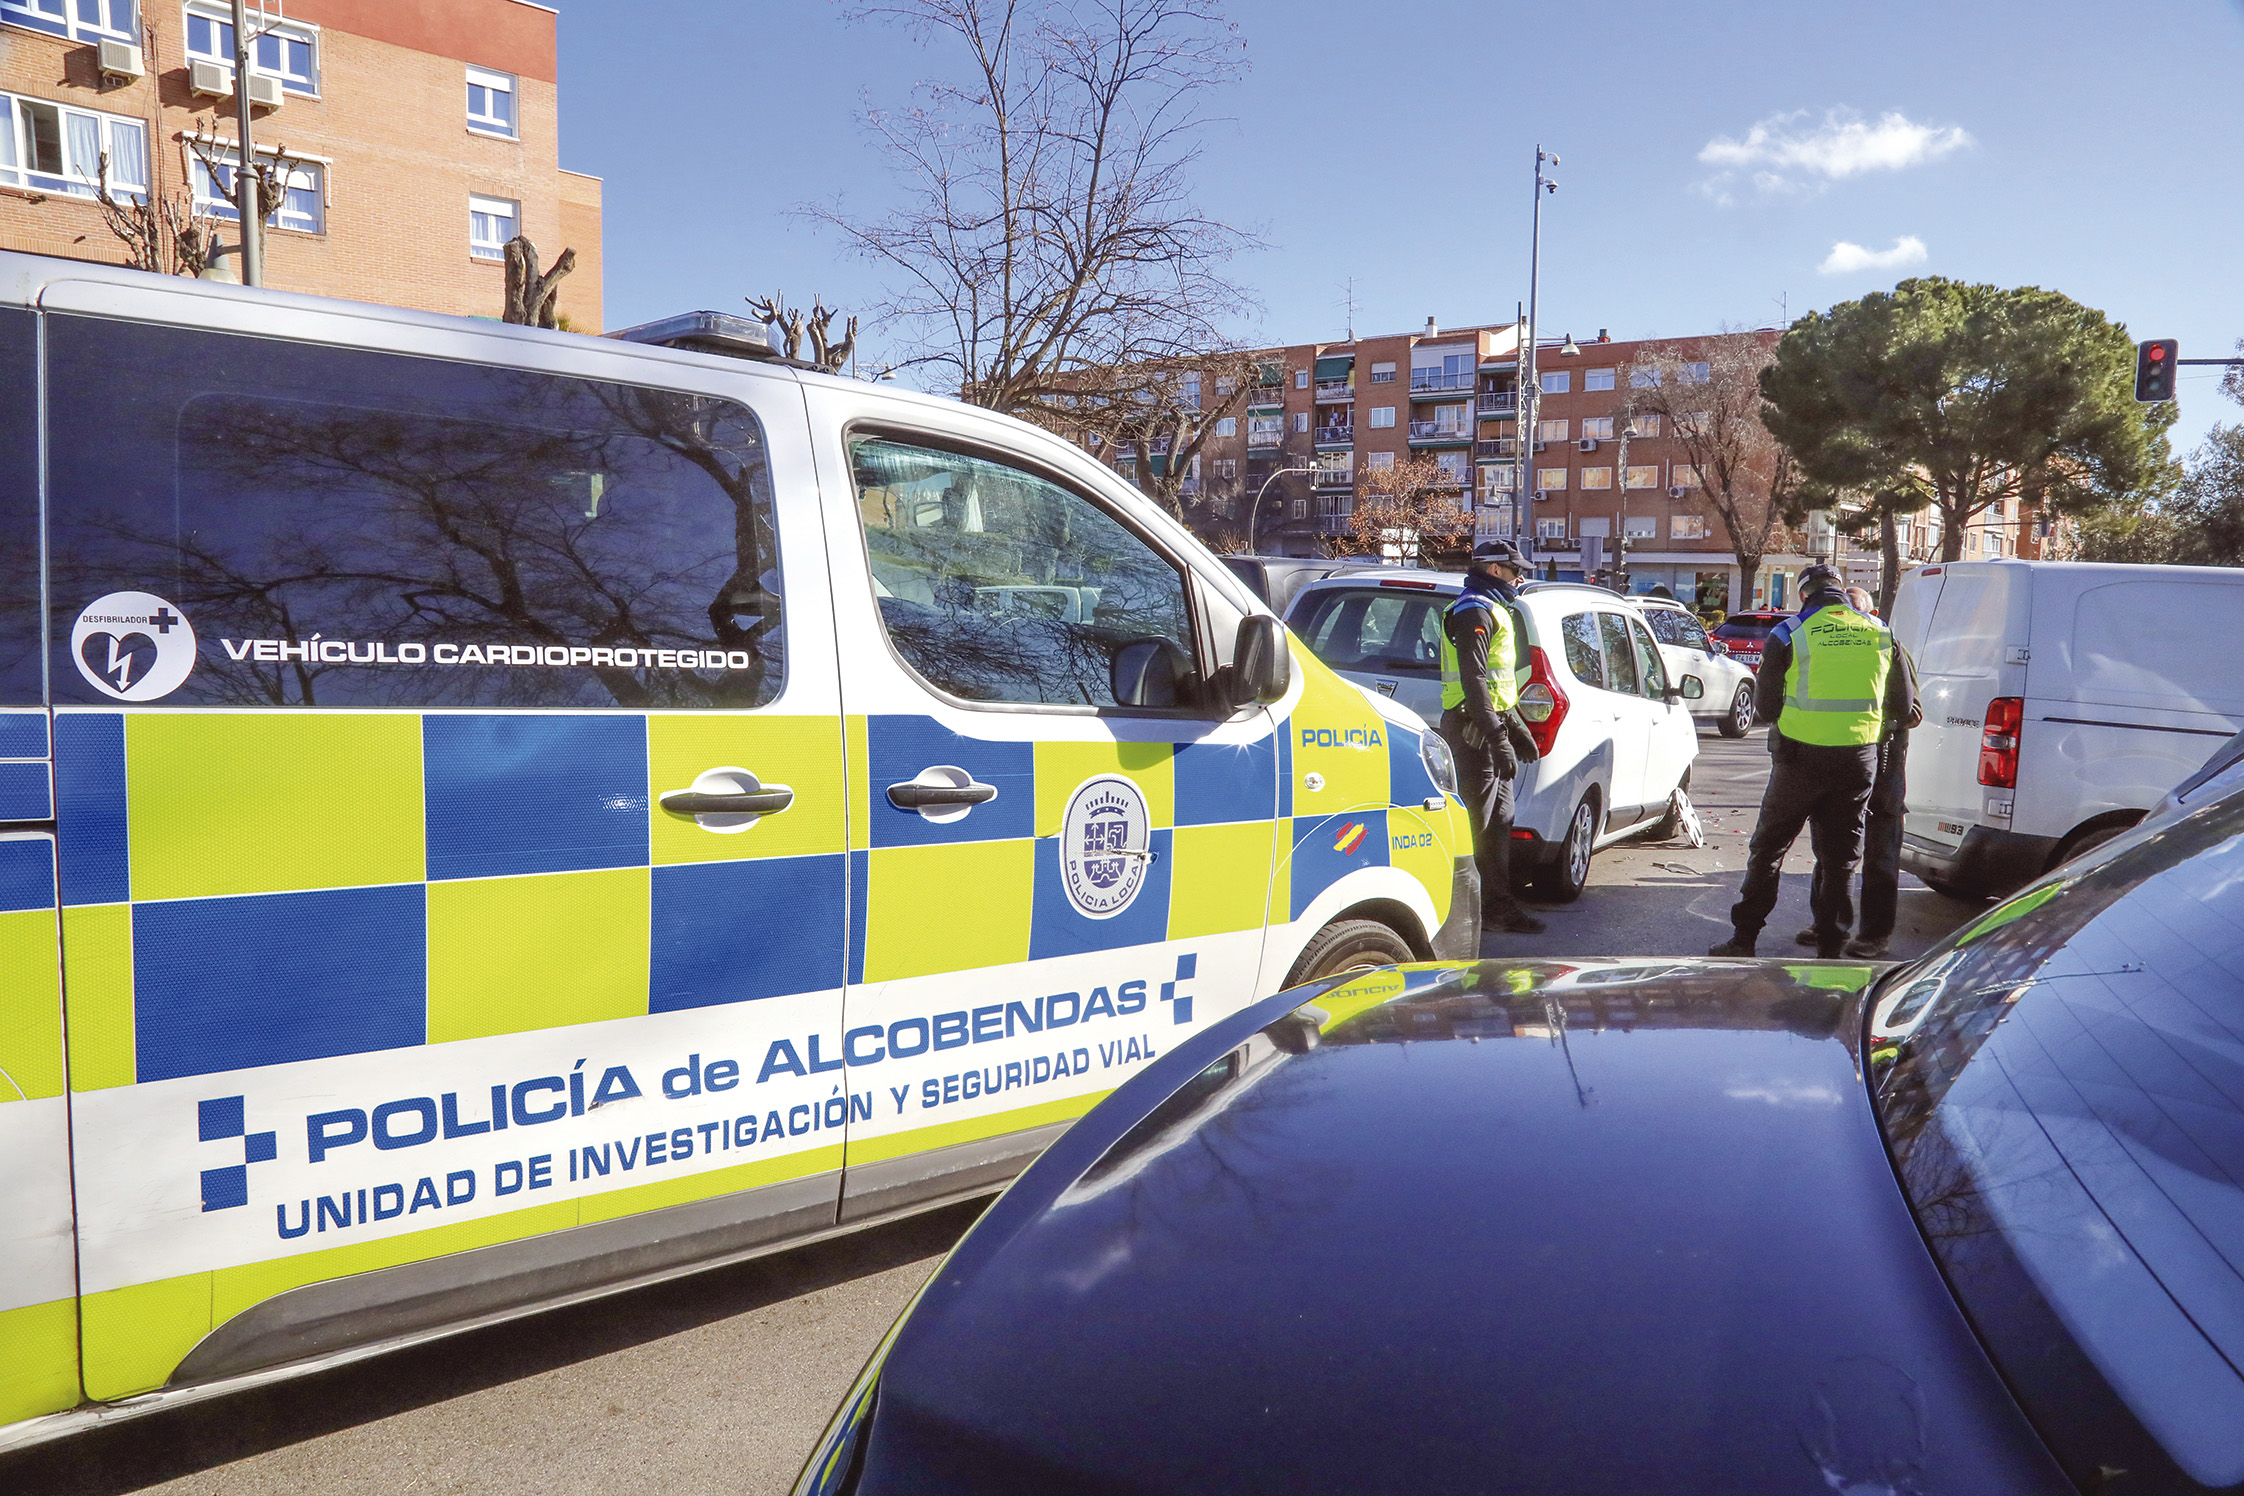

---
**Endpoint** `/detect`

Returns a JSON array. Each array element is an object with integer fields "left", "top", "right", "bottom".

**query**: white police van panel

[{"left": 0, "top": 251, "right": 1473, "bottom": 1449}]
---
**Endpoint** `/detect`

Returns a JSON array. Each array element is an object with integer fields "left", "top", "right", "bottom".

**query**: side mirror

[
  {"left": 1677, "top": 674, "right": 1705, "bottom": 701},
  {"left": 1231, "top": 615, "right": 1293, "bottom": 706},
  {"left": 1111, "top": 637, "right": 1191, "bottom": 708}
]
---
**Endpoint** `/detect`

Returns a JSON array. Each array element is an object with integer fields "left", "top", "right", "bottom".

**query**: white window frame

[
  {"left": 1484, "top": 465, "right": 1515, "bottom": 491},
  {"left": 466, "top": 64, "right": 518, "bottom": 139},
  {"left": 1625, "top": 464, "right": 1661, "bottom": 490},
  {"left": 1537, "top": 518, "right": 1567, "bottom": 540},
  {"left": 1, "top": 91, "right": 148, "bottom": 199},
  {"left": 1293, "top": 411, "right": 1309, "bottom": 433},
  {"left": 1536, "top": 468, "right": 1568, "bottom": 491},
  {"left": 1623, "top": 515, "right": 1658, "bottom": 539},
  {"left": 1540, "top": 371, "right": 1570, "bottom": 394},
  {"left": 1365, "top": 451, "right": 1395, "bottom": 472},
  {"left": 1583, "top": 368, "right": 1616, "bottom": 391},
  {"left": 1679, "top": 361, "right": 1712, "bottom": 385},
  {"left": 1369, "top": 361, "right": 1396, "bottom": 384},
  {"left": 1672, "top": 515, "right": 1707, "bottom": 540},
  {"left": 469, "top": 193, "right": 517, "bottom": 260},
  {"left": 185, "top": 2, "right": 320, "bottom": 96},
  {"left": 190, "top": 143, "right": 323, "bottom": 233},
  {"left": 1630, "top": 366, "right": 1662, "bottom": 389},
  {"left": 1294, "top": 369, "right": 1308, "bottom": 389},
  {"left": 1368, "top": 406, "right": 1395, "bottom": 429},
  {"left": 1671, "top": 463, "right": 1702, "bottom": 489},
  {"left": 3, "top": 0, "right": 134, "bottom": 44},
  {"left": 1214, "top": 417, "right": 1236, "bottom": 438},
  {"left": 1538, "top": 418, "right": 1569, "bottom": 442},
  {"left": 1581, "top": 416, "right": 1615, "bottom": 441},
  {"left": 1579, "top": 467, "right": 1612, "bottom": 490}
]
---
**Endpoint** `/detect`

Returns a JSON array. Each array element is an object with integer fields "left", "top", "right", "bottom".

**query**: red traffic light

[
  {"left": 2148, "top": 344, "right": 2167, "bottom": 362},
  {"left": 2136, "top": 339, "right": 2179, "bottom": 403}
]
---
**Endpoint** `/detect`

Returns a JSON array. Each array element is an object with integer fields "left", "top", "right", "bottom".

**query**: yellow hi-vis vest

[
  {"left": 1778, "top": 604, "right": 1892, "bottom": 747},
  {"left": 1439, "top": 594, "right": 1521, "bottom": 713}
]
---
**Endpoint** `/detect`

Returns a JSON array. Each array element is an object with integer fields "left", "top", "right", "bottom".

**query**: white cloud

[
  {"left": 1818, "top": 236, "right": 1929, "bottom": 276},
  {"left": 1697, "top": 109, "right": 1971, "bottom": 201}
]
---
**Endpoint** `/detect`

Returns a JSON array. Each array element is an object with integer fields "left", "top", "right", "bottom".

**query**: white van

[
  {"left": 1889, "top": 559, "right": 2244, "bottom": 899},
  {"left": 0, "top": 254, "right": 1480, "bottom": 1448}
]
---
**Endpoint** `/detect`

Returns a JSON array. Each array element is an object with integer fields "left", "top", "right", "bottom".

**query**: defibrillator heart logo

[{"left": 71, "top": 591, "right": 199, "bottom": 702}]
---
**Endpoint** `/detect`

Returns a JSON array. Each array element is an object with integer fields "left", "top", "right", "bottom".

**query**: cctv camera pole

[
  {"left": 1518, "top": 146, "right": 1557, "bottom": 570},
  {"left": 230, "top": 0, "right": 261, "bottom": 287}
]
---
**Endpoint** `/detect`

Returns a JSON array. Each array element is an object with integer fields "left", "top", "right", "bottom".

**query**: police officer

[
  {"left": 1792, "top": 586, "right": 1923, "bottom": 958},
  {"left": 1439, "top": 539, "right": 1544, "bottom": 936},
  {"left": 1712, "top": 564, "right": 1917, "bottom": 958}
]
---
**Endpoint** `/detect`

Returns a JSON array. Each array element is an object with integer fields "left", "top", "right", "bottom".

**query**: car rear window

[
  {"left": 1715, "top": 617, "right": 1778, "bottom": 641},
  {"left": 1292, "top": 587, "right": 1447, "bottom": 680}
]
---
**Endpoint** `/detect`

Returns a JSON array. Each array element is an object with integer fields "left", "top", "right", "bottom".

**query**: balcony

[
  {"left": 1476, "top": 392, "right": 1518, "bottom": 418},
  {"left": 1408, "top": 371, "right": 1473, "bottom": 395},
  {"left": 1474, "top": 438, "right": 1548, "bottom": 460},
  {"left": 1536, "top": 536, "right": 1582, "bottom": 552},
  {"left": 1314, "top": 425, "right": 1354, "bottom": 447},
  {"left": 1314, "top": 494, "right": 1353, "bottom": 519},
  {"left": 1313, "top": 465, "right": 1353, "bottom": 488},
  {"left": 1313, "top": 381, "right": 1354, "bottom": 403},
  {"left": 1408, "top": 420, "right": 1472, "bottom": 447}
]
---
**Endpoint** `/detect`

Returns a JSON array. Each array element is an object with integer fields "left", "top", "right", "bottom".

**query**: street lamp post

[
  {"left": 1515, "top": 146, "right": 1558, "bottom": 562},
  {"left": 1246, "top": 462, "right": 1314, "bottom": 555},
  {"left": 1613, "top": 419, "right": 1636, "bottom": 592},
  {"left": 230, "top": 0, "right": 261, "bottom": 288}
]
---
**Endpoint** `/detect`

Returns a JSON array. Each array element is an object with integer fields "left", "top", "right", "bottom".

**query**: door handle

[
  {"left": 888, "top": 765, "right": 998, "bottom": 823},
  {"left": 660, "top": 767, "right": 792, "bottom": 834},
  {"left": 888, "top": 781, "right": 997, "bottom": 809},
  {"left": 661, "top": 788, "right": 794, "bottom": 815}
]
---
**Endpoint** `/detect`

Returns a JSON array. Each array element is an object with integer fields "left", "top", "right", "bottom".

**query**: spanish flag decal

[{"left": 1333, "top": 821, "right": 1367, "bottom": 855}]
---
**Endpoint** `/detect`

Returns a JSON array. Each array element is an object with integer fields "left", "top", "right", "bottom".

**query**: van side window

[
  {"left": 46, "top": 316, "right": 783, "bottom": 708},
  {"left": 1597, "top": 613, "right": 1642, "bottom": 696},
  {"left": 1627, "top": 617, "right": 1668, "bottom": 698},
  {"left": 0, "top": 309, "right": 39, "bottom": 703},
  {"left": 849, "top": 437, "right": 1194, "bottom": 709},
  {"left": 1561, "top": 612, "right": 1605, "bottom": 690}
]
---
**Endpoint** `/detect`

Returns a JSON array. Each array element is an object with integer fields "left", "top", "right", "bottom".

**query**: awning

[{"left": 1313, "top": 357, "right": 1353, "bottom": 380}]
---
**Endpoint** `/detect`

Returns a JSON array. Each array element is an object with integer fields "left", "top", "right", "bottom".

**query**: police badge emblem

[{"left": 1058, "top": 775, "right": 1153, "bottom": 919}]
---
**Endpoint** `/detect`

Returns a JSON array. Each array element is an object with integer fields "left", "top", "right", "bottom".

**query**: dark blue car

[{"left": 796, "top": 785, "right": 2244, "bottom": 1495}]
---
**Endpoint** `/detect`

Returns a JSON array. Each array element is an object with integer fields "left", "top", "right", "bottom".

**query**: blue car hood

[{"left": 845, "top": 961, "right": 2071, "bottom": 1496}]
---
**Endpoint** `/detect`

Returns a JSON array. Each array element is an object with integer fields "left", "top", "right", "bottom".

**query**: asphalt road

[{"left": 3, "top": 724, "right": 1987, "bottom": 1496}]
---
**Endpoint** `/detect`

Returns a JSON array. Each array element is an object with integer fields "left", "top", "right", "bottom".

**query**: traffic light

[{"left": 2136, "top": 339, "right": 2178, "bottom": 403}]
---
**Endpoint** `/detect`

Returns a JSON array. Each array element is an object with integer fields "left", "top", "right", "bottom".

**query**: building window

[
  {"left": 1214, "top": 377, "right": 1235, "bottom": 398},
  {"left": 1630, "top": 366, "right": 1661, "bottom": 389},
  {"left": 186, "top": 5, "right": 318, "bottom": 93},
  {"left": 1584, "top": 368, "right": 1615, "bottom": 391},
  {"left": 1085, "top": 433, "right": 1103, "bottom": 449},
  {"left": 1679, "top": 361, "right": 1712, "bottom": 385},
  {"left": 1294, "top": 369, "right": 1308, "bottom": 389},
  {"left": 1432, "top": 404, "right": 1470, "bottom": 436},
  {"left": 1626, "top": 465, "right": 1661, "bottom": 489},
  {"left": 1540, "top": 371, "right": 1570, "bottom": 394},
  {"left": 3, "top": 0, "right": 133, "bottom": 42},
  {"left": 1673, "top": 515, "right": 1707, "bottom": 540},
  {"left": 1368, "top": 406, "right": 1395, "bottom": 429},
  {"left": 1536, "top": 468, "right": 1568, "bottom": 491},
  {"left": 1578, "top": 517, "right": 1610, "bottom": 538},
  {"left": 1214, "top": 417, "right": 1236, "bottom": 438},
  {"left": 1537, "top": 518, "right": 1567, "bottom": 540},
  {"left": 1671, "top": 463, "right": 1701, "bottom": 489},
  {"left": 1435, "top": 452, "right": 1469, "bottom": 483},
  {"left": 1370, "top": 361, "right": 1396, "bottom": 384},
  {"left": 1214, "top": 458, "right": 1236, "bottom": 480},
  {"left": 466, "top": 65, "right": 518, "bottom": 138},
  {"left": 1294, "top": 411, "right": 1309, "bottom": 433},
  {"left": 1247, "top": 412, "right": 1283, "bottom": 448},
  {"left": 469, "top": 194, "right": 517, "bottom": 259},
  {"left": 1624, "top": 515, "right": 1657, "bottom": 539},
  {"left": 1538, "top": 418, "right": 1568, "bottom": 442},
  {"left": 1366, "top": 451, "right": 1395, "bottom": 472},
  {"left": 1181, "top": 374, "right": 1200, "bottom": 408},
  {"left": 1580, "top": 467, "right": 1612, "bottom": 490},
  {"left": 1581, "top": 416, "right": 1615, "bottom": 441},
  {"left": 192, "top": 149, "right": 322, "bottom": 233},
  {"left": 1, "top": 93, "right": 147, "bottom": 198},
  {"left": 1634, "top": 413, "right": 1662, "bottom": 437},
  {"left": 1290, "top": 498, "right": 1308, "bottom": 519},
  {"left": 1484, "top": 465, "right": 1515, "bottom": 491}
]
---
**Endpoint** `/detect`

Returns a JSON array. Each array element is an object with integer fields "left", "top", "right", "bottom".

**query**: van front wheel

[{"left": 1284, "top": 919, "right": 1416, "bottom": 988}]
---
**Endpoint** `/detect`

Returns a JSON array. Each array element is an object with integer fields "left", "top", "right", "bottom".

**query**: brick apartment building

[
  {"left": 0, "top": 0, "right": 602, "bottom": 329},
  {"left": 1127, "top": 318, "right": 2052, "bottom": 611}
]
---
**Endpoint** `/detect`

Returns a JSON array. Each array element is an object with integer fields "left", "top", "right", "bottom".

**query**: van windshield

[{"left": 1292, "top": 587, "right": 1447, "bottom": 680}]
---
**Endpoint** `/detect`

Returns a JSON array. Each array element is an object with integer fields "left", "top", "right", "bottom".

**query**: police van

[{"left": 0, "top": 252, "right": 1477, "bottom": 1446}]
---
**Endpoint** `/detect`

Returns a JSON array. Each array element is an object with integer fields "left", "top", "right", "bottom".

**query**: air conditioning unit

[
  {"left": 1667, "top": 485, "right": 1688, "bottom": 499},
  {"left": 98, "top": 38, "right": 145, "bottom": 81},
  {"left": 1577, "top": 438, "right": 1598, "bottom": 452},
  {"left": 245, "top": 71, "right": 286, "bottom": 109},
  {"left": 189, "top": 59, "right": 232, "bottom": 97}
]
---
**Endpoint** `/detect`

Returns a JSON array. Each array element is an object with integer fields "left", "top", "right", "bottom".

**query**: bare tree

[
  {"left": 1027, "top": 347, "right": 1258, "bottom": 519},
  {"left": 808, "top": 0, "right": 1260, "bottom": 414},
  {"left": 94, "top": 144, "right": 218, "bottom": 277},
  {"left": 1342, "top": 454, "right": 1474, "bottom": 565},
  {"left": 745, "top": 292, "right": 807, "bottom": 359},
  {"left": 184, "top": 123, "right": 306, "bottom": 278},
  {"left": 1626, "top": 332, "right": 1805, "bottom": 607},
  {"left": 503, "top": 236, "right": 577, "bottom": 327}
]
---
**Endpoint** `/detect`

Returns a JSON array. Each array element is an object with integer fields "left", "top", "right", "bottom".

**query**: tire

[
  {"left": 1718, "top": 681, "right": 1754, "bottom": 738},
  {"left": 2052, "top": 818, "right": 2137, "bottom": 870},
  {"left": 1284, "top": 918, "right": 1416, "bottom": 988},
  {"left": 1533, "top": 791, "right": 1599, "bottom": 903},
  {"left": 1649, "top": 770, "right": 1691, "bottom": 840}
]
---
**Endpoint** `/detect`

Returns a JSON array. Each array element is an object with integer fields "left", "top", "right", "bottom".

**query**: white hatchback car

[
  {"left": 1285, "top": 572, "right": 1704, "bottom": 900},
  {"left": 1635, "top": 595, "right": 1759, "bottom": 738}
]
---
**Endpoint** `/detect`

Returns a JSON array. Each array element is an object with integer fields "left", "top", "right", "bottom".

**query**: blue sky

[{"left": 558, "top": 0, "right": 2244, "bottom": 457}]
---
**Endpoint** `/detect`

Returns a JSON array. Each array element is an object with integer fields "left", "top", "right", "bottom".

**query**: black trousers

[
  {"left": 1440, "top": 708, "right": 1520, "bottom": 923},
  {"left": 1856, "top": 732, "right": 1908, "bottom": 943},
  {"left": 1730, "top": 734, "right": 1877, "bottom": 950}
]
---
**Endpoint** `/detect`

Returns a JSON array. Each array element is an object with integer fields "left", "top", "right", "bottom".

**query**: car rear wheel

[
  {"left": 1719, "top": 681, "right": 1754, "bottom": 738},
  {"left": 1532, "top": 791, "right": 1598, "bottom": 903},
  {"left": 1284, "top": 918, "right": 1417, "bottom": 988}
]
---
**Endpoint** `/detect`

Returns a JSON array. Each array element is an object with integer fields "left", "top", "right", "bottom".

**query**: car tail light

[
  {"left": 1515, "top": 646, "right": 1569, "bottom": 758},
  {"left": 1978, "top": 697, "right": 2022, "bottom": 788}
]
